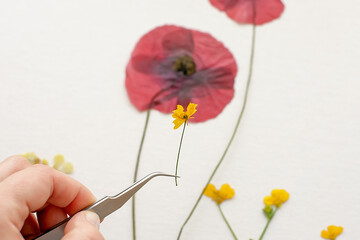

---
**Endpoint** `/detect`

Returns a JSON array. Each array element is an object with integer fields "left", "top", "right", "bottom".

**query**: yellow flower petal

[
  {"left": 171, "top": 103, "right": 197, "bottom": 129},
  {"left": 218, "top": 184, "right": 235, "bottom": 200},
  {"left": 41, "top": 159, "right": 49, "bottom": 165},
  {"left": 264, "top": 189, "right": 289, "bottom": 207},
  {"left": 271, "top": 189, "right": 289, "bottom": 203},
  {"left": 321, "top": 225, "right": 343, "bottom": 240},
  {"left": 172, "top": 118, "right": 185, "bottom": 130},
  {"left": 53, "top": 154, "right": 65, "bottom": 169},
  {"left": 175, "top": 104, "right": 184, "bottom": 113},
  {"left": 22, "top": 152, "right": 40, "bottom": 165},
  {"left": 204, "top": 184, "right": 217, "bottom": 201},
  {"left": 186, "top": 102, "right": 197, "bottom": 118},
  {"left": 54, "top": 154, "right": 65, "bottom": 165},
  {"left": 321, "top": 226, "right": 343, "bottom": 239},
  {"left": 204, "top": 183, "right": 235, "bottom": 204},
  {"left": 321, "top": 230, "right": 330, "bottom": 238},
  {"left": 61, "top": 162, "right": 74, "bottom": 174},
  {"left": 264, "top": 196, "right": 274, "bottom": 205},
  {"left": 327, "top": 226, "right": 343, "bottom": 236}
]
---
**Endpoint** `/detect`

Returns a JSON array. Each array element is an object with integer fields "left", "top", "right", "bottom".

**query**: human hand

[{"left": 0, "top": 155, "right": 104, "bottom": 240}]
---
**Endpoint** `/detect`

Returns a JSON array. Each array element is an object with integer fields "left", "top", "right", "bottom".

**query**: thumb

[{"left": 62, "top": 211, "right": 104, "bottom": 240}]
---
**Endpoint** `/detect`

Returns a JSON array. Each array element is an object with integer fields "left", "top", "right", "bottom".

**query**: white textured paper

[{"left": 0, "top": 1, "right": 359, "bottom": 239}]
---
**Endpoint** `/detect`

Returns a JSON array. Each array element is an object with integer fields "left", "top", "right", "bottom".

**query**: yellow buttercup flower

[
  {"left": 172, "top": 102, "right": 197, "bottom": 129},
  {"left": 321, "top": 225, "right": 343, "bottom": 240},
  {"left": 204, "top": 183, "right": 235, "bottom": 204},
  {"left": 263, "top": 189, "right": 289, "bottom": 207}
]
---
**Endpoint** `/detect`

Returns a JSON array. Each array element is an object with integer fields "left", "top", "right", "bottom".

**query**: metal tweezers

[{"left": 32, "top": 172, "right": 177, "bottom": 240}]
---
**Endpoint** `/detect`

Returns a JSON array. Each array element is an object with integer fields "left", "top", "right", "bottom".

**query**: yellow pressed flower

[
  {"left": 263, "top": 189, "right": 289, "bottom": 207},
  {"left": 22, "top": 152, "right": 40, "bottom": 165},
  {"left": 204, "top": 183, "right": 235, "bottom": 204},
  {"left": 21, "top": 152, "right": 73, "bottom": 174},
  {"left": 53, "top": 154, "right": 65, "bottom": 170},
  {"left": 321, "top": 225, "right": 343, "bottom": 240},
  {"left": 61, "top": 162, "right": 74, "bottom": 174},
  {"left": 41, "top": 159, "right": 49, "bottom": 165},
  {"left": 172, "top": 102, "right": 197, "bottom": 129}
]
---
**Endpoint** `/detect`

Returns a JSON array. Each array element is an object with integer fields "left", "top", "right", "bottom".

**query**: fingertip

[
  {"left": 63, "top": 211, "right": 103, "bottom": 240},
  {"left": 5, "top": 155, "right": 30, "bottom": 164},
  {"left": 0, "top": 155, "right": 31, "bottom": 181},
  {"left": 84, "top": 211, "right": 100, "bottom": 229}
]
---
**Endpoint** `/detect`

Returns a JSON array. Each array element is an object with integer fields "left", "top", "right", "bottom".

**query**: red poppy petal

[
  {"left": 162, "top": 28, "right": 194, "bottom": 54},
  {"left": 191, "top": 30, "right": 237, "bottom": 71},
  {"left": 188, "top": 87, "right": 234, "bottom": 122},
  {"left": 125, "top": 63, "right": 164, "bottom": 111},
  {"left": 209, "top": 0, "right": 238, "bottom": 11},
  {"left": 210, "top": 0, "right": 285, "bottom": 25},
  {"left": 125, "top": 25, "right": 237, "bottom": 122}
]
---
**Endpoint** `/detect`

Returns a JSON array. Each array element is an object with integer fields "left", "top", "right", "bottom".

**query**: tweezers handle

[{"left": 32, "top": 217, "right": 69, "bottom": 240}]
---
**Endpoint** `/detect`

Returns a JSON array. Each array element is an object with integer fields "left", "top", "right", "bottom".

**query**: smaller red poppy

[{"left": 210, "top": 0, "right": 285, "bottom": 25}]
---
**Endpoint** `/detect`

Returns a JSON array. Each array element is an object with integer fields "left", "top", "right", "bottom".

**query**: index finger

[{"left": 0, "top": 164, "right": 96, "bottom": 239}]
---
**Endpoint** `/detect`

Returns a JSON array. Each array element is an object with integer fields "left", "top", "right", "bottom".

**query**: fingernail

[{"left": 85, "top": 211, "right": 100, "bottom": 229}]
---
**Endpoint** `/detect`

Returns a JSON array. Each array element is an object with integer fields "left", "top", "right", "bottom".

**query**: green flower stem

[
  {"left": 217, "top": 204, "right": 238, "bottom": 240},
  {"left": 132, "top": 108, "right": 151, "bottom": 240},
  {"left": 175, "top": 123, "right": 187, "bottom": 186},
  {"left": 177, "top": 24, "right": 256, "bottom": 239},
  {"left": 259, "top": 207, "right": 278, "bottom": 240},
  {"left": 131, "top": 86, "right": 172, "bottom": 240}
]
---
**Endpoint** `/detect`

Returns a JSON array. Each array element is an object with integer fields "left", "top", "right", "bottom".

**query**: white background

[{"left": 0, "top": 0, "right": 359, "bottom": 239}]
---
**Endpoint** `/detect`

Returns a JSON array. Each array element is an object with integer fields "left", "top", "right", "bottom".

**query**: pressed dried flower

[
  {"left": 321, "top": 226, "right": 343, "bottom": 240},
  {"left": 61, "top": 162, "right": 74, "bottom": 174},
  {"left": 126, "top": 25, "right": 237, "bottom": 122},
  {"left": 21, "top": 152, "right": 40, "bottom": 165},
  {"left": 172, "top": 102, "right": 197, "bottom": 129},
  {"left": 41, "top": 159, "right": 49, "bottom": 165},
  {"left": 53, "top": 154, "right": 65, "bottom": 170},
  {"left": 263, "top": 189, "right": 289, "bottom": 207},
  {"left": 209, "top": 0, "right": 285, "bottom": 25},
  {"left": 21, "top": 152, "right": 73, "bottom": 174},
  {"left": 204, "top": 183, "right": 235, "bottom": 204}
]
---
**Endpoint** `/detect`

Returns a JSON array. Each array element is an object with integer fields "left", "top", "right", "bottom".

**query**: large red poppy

[
  {"left": 209, "top": 0, "right": 284, "bottom": 25},
  {"left": 125, "top": 25, "right": 237, "bottom": 122}
]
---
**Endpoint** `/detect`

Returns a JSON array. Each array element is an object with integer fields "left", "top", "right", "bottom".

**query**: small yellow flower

[
  {"left": 321, "top": 225, "right": 343, "bottom": 240},
  {"left": 172, "top": 102, "right": 197, "bottom": 129},
  {"left": 61, "top": 162, "right": 74, "bottom": 174},
  {"left": 41, "top": 159, "right": 49, "bottom": 165},
  {"left": 264, "top": 189, "right": 289, "bottom": 207},
  {"left": 53, "top": 154, "right": 65, "bottom": 169},
  {"left": 21, "top": 152, "right": 74, "bottom": 174},
  {"left": 204, "top": 183, "right": 235, "bottom": 204},
  {"left": 22, "top": 152, "right": 40, "bottom": 165}
]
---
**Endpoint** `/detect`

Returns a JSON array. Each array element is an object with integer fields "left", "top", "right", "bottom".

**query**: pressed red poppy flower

[
  {"left": 209, "top": 0, "right": 284, "bottom": 25},
  {"left": 125, "top": 25, "right": 237, "bottom": 122}
]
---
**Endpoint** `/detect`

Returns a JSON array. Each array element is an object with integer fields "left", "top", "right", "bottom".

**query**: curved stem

[
  {"left": 132, "top": 108, "right": 151, "bottom": 240},
  {"left": 175, "top": 123, "right": 187, "bottom": 186},
  {"left": 177, "top": 24, "right": 256, "bottom": 239},
  {"left": 131, "top": 86, "right": 173, "bottom": 240},
  {"left": 217, "top": 204, "right": 238, "bottom": 240},
  {"left": 259, "top": 208, "right": 278, "bottom": 240}
]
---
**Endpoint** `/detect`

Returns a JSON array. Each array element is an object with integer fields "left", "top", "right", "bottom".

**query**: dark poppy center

[{"left": 172, "top": 55, "right": 196, "bottom": 76}]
